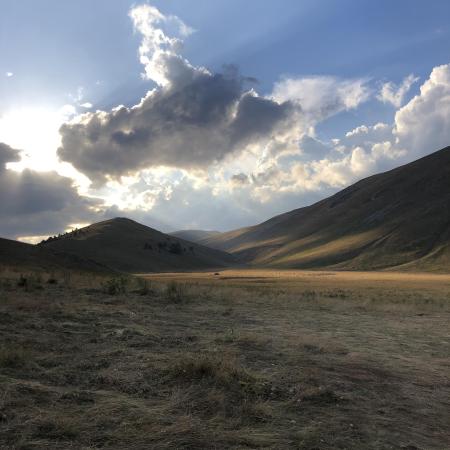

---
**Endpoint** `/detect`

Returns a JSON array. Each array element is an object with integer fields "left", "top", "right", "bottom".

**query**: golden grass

[{"left": 142, "top": 268, "right": 450, "bottom": 292}]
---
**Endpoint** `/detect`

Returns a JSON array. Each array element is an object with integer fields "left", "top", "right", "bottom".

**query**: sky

[{"left": 1, "top": 0, "right": 450, "bottom": 242}]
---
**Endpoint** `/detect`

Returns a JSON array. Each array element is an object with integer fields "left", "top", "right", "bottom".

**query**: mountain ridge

[
  {"left": 199, "top": 146, "right": 450, "bottom": 272},
  {"left": 37, "top": 217, "right": 234, "bottom": 273}
]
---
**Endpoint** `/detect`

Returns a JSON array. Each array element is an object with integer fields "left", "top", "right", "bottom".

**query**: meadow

[{"left": 0, "top": 268, "right": 449, "bottom": 449}]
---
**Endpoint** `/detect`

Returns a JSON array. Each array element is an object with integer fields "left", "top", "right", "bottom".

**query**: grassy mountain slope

[
  {"left": 40, "top": 217, "right": 234, "bottom": 273},
  {"left": 201, "top": 147, "right": 450, "bottom": 271},
  {"left": 0, "top": 237, "right": 110, "bottom": 273},
  {"left": 170, "top": 229, "right": 221, "bottom": 242}
]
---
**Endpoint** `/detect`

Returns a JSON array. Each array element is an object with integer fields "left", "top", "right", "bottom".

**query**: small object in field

[
  {"left": 214, "top": 272, "right": 220, "bottom": 276},
  {"left": 47, "top": 278, "right": 58, "bottom": 285},
  {"left": 17, "top": 275, "right": 27, "bottom": 287}
]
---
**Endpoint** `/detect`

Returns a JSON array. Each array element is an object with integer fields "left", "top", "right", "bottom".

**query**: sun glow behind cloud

[
  {"left": 0, "top": 105, "right": 91, "bottom": 190},
  {"left": 0, "top": 106, "right": 71, "bottom": 172}
]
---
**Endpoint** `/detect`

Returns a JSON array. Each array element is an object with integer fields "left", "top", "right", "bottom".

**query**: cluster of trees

[
  {"left": 143, "top": 240, "right": 195, "bottom": 255},
  {"left": 39, "top": 228, "right": 83, "bottom": 245}
]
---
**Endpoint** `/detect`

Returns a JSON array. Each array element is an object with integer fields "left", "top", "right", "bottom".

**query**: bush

[
  {"left": 17, "top": 275, "right": 27, "bottom": 287},
  {"left": 17, "top": 274, "right": 43, "bottom": 291},
  {"left": 102, "top": 277, "right": 128, "bottom": 295},
  {"left": 168, "top": 242, "right": 183, "bottom": 255}
]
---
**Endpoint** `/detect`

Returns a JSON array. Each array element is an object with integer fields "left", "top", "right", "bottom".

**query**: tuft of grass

[
  {"left": 167, "top": 354, "right": 272, "bottom": 425},
  {"left": 33, "top": 417, "right": 78, "bottom": 440},
  {"left": 302, "top": 289, "right": 317, "bottom": 300},
  {"left": 169, "top": 354, "right": 255, "bottom": 390},
  {"left": 134, "top": 277, "right": 155, "bottom": 296},
  {"left": 0, "top": 346, "right": 30, "bottom": 368},
  {"left": 297, "top": 387, "right": 342, "bottom": 405},
  {"left": 1, "top": 278, "right": 13, "bottom": 290},
  {"left": 165, "top": 281, "right": 187, "bottom": 303}
]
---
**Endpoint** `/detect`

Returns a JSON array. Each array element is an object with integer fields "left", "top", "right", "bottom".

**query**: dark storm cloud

[
  {"left": 230, "top": 172, "right": 249, "bottom": 185},
  {"left": 0, "top": 143, "right": 100, "bottom": 239},
  {"left": 0, "top": 143, "right": 20, "bottom": 171},
  {"left": 58, "top": 66, "right": 297, "bottom": 184}
]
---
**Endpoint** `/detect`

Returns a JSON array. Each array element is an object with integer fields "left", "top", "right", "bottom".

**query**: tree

[{"left": 168, "top": 242, "right": 183, "bottom": 255}]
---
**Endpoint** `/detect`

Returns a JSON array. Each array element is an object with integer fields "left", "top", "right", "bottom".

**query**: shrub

[
  {"left": 17, "top": 275, "right": 27, "bottom": 287},
  {"left": 17, "top": 274, "right": 43, "bottom": 291},
  {"left": 102, "top": 277, "right": 128, "bottom": 295},
  {"left": 168, "top": 242, "right": 183, "bottom": 255}
]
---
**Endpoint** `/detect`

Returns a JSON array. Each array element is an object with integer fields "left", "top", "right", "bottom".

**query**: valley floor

[{"left": 0, "top": 269, "right": 449, "bottom": 449}]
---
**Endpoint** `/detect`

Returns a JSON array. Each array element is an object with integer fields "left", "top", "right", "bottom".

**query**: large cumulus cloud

[
  {"left": 59, "top": 71, "right": 296, "bottom": 184},
  {"left": 58, "top": 4, "right": 298, "bottom": 185},
  {"left": 394, "top": 63, "right": 450, "bottom": 158}
]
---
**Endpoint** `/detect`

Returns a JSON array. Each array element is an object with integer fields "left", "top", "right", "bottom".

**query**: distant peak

[
  {"left": 103, "top": 217, "right": 141, "bottom": 226},
  {"left": 110, "top": 217, "right": 134, "bottom": 222}
]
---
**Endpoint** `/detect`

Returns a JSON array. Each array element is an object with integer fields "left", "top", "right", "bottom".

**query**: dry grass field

[{"left": 1, "top": 268, "right": 449, "bottom": 449}]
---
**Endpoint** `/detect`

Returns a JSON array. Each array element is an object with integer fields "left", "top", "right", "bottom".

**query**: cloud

[
  {"left": 53, "top": 4, "right": 450, "bottom": 233},
  {"left": 58, "top": 5, "right": 298, "bottom": 185},
  {"left": 0, "top": 143, "right": 101, "bottom": 239},
  {"left": 0, "top": 143, "right": 20, "bottom": 170},
  {"left": 394, "top": 63, "right": 450, "bottom": 158},
  {"left": 272, "top": 75, "right": 371, "bottom": 123},
  {"left": 56, "top": 62, "right": 450, "bottom": 234},
  {"left": 230, "top": 173, "right": 249, "bottom": 186},
  {"left": 377, "top": 74, "right": 419, "bottom": 107},
  {"left": 5, "top": 72, "right": 14, "bottom": 77},
  {"left": 222, "top": 63, "right": 450, "bottom": 210},
  {"left": 129, "top": 4, "right": 196, "bottom": 87},
  {"left": 343, "top": 122, "right": 393, "bottom": 147},
  {"left": 58, "top": 74, "right": 295, "bottom": 184}
]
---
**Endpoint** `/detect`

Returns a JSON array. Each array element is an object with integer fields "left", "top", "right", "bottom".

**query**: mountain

[
  {"left": 200, "top": 147, "right": 450, "bottom": 272},
  {"left": 0, "top": 237, "right": 110, "bottom": 273},
  {"left": 39, "top": 217, "right": 234, "bottom": 273},
  {"left": 170, "top": 229, "right": 221, "bottom": 243}
]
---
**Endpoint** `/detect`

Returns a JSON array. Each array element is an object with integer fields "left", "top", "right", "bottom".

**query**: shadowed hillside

[
  {"left": 170, "top": 229, "right": 221, "bottom": 242},
  {"left": 39, "top": 217, "right": 234, "bottom": 273},
  {"left": 0, "top": 238, "right": 110, "bottom": 273},
  {"left": 201, "top": 147, "right": 450, "bottom": 272}
]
